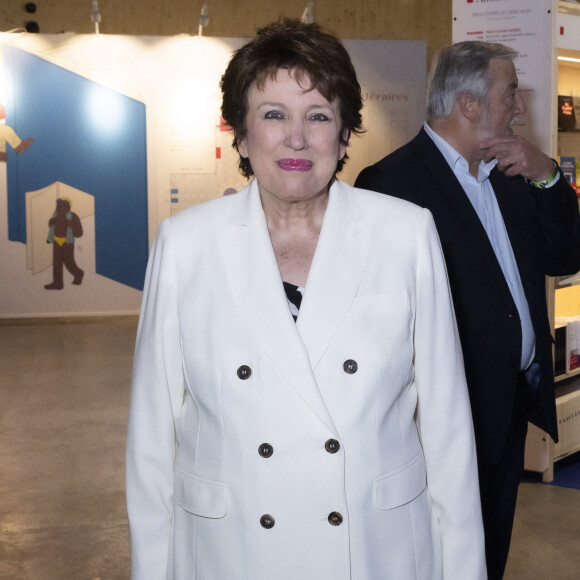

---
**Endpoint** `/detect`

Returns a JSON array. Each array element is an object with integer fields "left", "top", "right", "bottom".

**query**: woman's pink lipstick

[{"left": 277, "top": 159, "right": 313, "bottom": 171}]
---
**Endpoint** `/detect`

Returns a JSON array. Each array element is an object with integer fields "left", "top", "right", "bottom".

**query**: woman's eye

[
  {"left": 264, "top": 110, "right": 284, "bottom": 120},
  {"left": 310, "top": 113, "right": 330, "bottom": 122}
]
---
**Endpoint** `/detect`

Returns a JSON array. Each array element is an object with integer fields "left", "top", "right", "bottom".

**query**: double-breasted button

[
  {"left": 325, "top": 439, "right": 340, "bottom": 454},
  {"left": 258, "top": 443, "right": 274, "bottom": 458},
  {"left": 343, "top": 359, "right": 358, "bottom": 374},
  {"left": 328, "top": 511, "right": 343, "bottom": 526},
  {"left": 260, "top": 514, "right": 275, "bottom": 529},
  {"left": 507, "top": 311, "right": 519, "bottom": 320},
  {"left": 237, "top": 365, "right": 252, "bottom": 380}
]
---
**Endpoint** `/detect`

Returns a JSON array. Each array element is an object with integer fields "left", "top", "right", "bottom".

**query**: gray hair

[{"left": 426, "top": 41, "right": 518, "bottom": 122}]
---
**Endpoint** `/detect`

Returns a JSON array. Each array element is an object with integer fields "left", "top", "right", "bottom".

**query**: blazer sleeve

[
  {"left": 354, "top": 164, "right": 389, "bottom": 193},
  {"left": 412, "top": 211, "right": 487, "bottom": 579},
  {"left": 126, "top": 219, "right": 184, "bottom": 580},
  {"left": 531, "top": 168, "right": 580, "bottom": 276}
]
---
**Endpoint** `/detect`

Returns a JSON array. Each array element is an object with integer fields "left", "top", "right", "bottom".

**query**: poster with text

[{"left": 452, "top": 0, "right": 556, "bottom": 155}]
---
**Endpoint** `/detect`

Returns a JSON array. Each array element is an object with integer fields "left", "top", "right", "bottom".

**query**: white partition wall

[{"left": 0, "top": 34, "right": 426, "bottom": 317}]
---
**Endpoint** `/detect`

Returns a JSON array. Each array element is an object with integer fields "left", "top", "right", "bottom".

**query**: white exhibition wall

[{"left": 0, "top": 33, "right": 426, "bottom": 317}]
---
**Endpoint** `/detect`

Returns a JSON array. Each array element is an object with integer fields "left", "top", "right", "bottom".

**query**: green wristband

[{"left": 530, "top": 162, "right": 559, "bottom": 189}]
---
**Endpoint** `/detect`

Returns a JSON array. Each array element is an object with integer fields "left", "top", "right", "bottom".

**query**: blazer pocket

[
  {"left": 352, "top": 291, "right": 413, "bottom": 366},
  {"left": 373, "top": 453, "right": 427, "bottom": 510},
  {"left": 174, "top": 468, "right": 228, "bottom": 518}
]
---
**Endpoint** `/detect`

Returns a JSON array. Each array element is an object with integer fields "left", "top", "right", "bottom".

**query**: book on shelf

[{"left": 555, "top": 317, "right": 580, "bottom": 376}]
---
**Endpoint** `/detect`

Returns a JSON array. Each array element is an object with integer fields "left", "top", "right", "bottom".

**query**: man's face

[{"left": 477, "top": 58, "right": 526, "bottom": 140}]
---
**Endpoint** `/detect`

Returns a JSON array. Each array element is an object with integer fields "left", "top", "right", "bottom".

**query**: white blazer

[{"left": 126, "top": 179, "right": 486, "bottom": 580}]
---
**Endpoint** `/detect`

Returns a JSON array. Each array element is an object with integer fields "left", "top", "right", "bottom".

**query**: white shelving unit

[{"left": 523, "top": 1, "right": 580, "bottom": 483}]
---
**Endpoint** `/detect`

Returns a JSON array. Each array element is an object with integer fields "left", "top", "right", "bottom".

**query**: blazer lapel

[
  {"left": 413, "top": 129, "right": 508, "bottom": 279},
  {"left": 217, "top": 180, "right": 337, "bottom": 432},
  {"left": 297, "top": 180, "right": 370, "bottom": 370}
]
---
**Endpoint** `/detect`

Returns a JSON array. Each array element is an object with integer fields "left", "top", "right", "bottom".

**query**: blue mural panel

[{"left": 4, "top": 46, "right": 148, "bottom": 290}]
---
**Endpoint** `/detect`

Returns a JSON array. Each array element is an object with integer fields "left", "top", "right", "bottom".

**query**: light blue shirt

[{"left": 424, "top": 122, "right": 535, "bottom": 371}]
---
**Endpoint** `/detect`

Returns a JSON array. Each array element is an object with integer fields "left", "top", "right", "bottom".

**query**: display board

[
  {"left": 0, "top": 33, "right": 426, "bottom": 317},
  {"left": 452, "top": 0, "right": 556, "bottom": 155}
]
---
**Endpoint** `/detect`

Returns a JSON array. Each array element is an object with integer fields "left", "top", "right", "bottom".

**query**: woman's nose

[{"left": 284, "top": 121, "right": 307, "bottom": 151}]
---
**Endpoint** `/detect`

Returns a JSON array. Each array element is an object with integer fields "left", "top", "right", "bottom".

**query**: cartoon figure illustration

[
  {"left": 0, "top": 103, "right": 33, "bottom": 162},
  {"left": 45, "top": 198, "right": 84, "bottom": 290}
]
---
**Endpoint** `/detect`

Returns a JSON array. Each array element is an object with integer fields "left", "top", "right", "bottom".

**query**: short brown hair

[{"left": 220, "top": 18, "right": 364, "bottom": 178}]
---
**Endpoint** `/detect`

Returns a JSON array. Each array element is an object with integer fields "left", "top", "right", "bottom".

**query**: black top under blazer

[{"left": 355, "top": 128, "right": 580, "bottom": 465}]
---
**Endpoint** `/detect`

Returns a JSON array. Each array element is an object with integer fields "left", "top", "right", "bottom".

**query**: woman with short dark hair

[{"left": 127, "top": 18, "right": 486, "bottom": 580}]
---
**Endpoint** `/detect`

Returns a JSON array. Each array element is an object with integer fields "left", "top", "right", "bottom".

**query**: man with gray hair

[{"left": 356, "top": 41, "right": 580, "bottom": 579}]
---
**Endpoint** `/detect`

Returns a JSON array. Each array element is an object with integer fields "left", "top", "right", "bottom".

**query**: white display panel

[{"left": 0, "top": 33, "right": 426, "bottom": 316}]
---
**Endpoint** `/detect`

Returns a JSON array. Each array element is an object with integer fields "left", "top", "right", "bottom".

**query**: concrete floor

[{"left": 0, "top": 317, "right": 579, "bottom": 579}]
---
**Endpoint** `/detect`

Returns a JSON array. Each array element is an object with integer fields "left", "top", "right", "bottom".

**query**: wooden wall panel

[{"left": 0, "top": 1, "right": 450, "bottom": 64}]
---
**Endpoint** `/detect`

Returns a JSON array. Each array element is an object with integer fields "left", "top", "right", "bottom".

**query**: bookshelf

[
  {"left": 524, "top": 251, "right": 580, "bottom": 483},
  {"left": 523, "top": 10, "right": 580, "bottom": 479}
]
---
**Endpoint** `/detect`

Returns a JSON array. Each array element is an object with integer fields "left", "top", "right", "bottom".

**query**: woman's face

[{"left": 238, "top": 68, "right": 346, "bottom": 206}]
